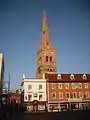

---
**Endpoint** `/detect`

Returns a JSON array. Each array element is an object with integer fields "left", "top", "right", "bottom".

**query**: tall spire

[
  {"left": 40, "top": 10, "right": 50, "bottom": 50},
  {"left": 42, "top": 10, "right": 48, "bottom": 32},
  {"left": 36, "top": 11, "right": 57, "bottom": 78}
]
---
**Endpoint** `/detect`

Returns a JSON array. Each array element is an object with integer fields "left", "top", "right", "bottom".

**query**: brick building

[
  {"left": 46, "top": 73, "right": 90, "bottom": 111},
  {"left": 9, "top": 90, "right": 20, "bottom": 106},
  {"left": 21, "top": 11, "right": 90, "bottom": 112}
]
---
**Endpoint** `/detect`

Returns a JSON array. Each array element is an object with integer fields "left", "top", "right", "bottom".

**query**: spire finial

[{"left": 43, "top": 10, "right": 46, "bottom": 19}]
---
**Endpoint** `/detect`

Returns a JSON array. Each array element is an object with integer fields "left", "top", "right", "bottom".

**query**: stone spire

[
  {"left": 36, "top": 11, "right": 57, "bottom": 78},
  {"left": 40, "top": 10, "right": 50, "bottom": 50}
]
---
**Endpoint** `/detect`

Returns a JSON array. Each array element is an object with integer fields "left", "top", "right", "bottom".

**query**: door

[{"left": 33, "top": 104, "right": 38, "bottom": 111}]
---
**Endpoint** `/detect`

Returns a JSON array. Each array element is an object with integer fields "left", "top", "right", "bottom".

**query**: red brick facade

[
  {"left": 9, "top": 90, "right": 20, "bottom": 105},
  {"left": 46, "top": 73, "right": 90, "bottom": 111},
  {"left": 46, "top": 73, "right": 90, "bottom": 102}
]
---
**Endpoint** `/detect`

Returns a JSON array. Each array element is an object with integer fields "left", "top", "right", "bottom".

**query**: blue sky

[{"left": 0, "top": 0, "right": 90, "bottom": 91}]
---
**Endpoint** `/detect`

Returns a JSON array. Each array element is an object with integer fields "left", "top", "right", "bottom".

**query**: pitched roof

[{"left": 45, "top": 73, "right": 90, "bottom": 82}]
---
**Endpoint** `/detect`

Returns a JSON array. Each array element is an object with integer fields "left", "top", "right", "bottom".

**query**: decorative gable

[
  {"left": 70, "top": 74, "right": 75, "bottom": 80},
  {"left": 57, "top": 74, "right": 62, "bottom": 80},
  {"left": 82, "top": 74, "right": 87, "bottom": 80}
]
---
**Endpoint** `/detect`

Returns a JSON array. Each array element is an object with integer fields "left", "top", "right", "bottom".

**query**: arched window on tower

[
  {"left": 38, "top": 67, "right": 41, "bottom": 74},
  {"left": 47, "top": 69, "right": 49, "bottom": 71},
  {"left": 43, "top": 31, "right": 45, "bottom": 34},
  {"left": 39, "top": 57, "right": 42, "bottom": 61},
  {"left": 47, "top": 42, "right": 49, "bottom": 46},
  {"left": 50, "top": 56, "right": 52, "bottom": 62},
  {"left": 46, "top": 56, "right": 48, "bottom": 62},
  {"left": 53, "top": 69, "right": 56, "bottom": 72}
]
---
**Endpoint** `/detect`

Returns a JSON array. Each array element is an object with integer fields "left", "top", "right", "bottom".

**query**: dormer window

[
  {"left": 70, "top": 74, "right": 75, "bottom": 80},
  {"left": 57, "top": 74, "right": 62, "bottom": 80},
  {"left": 82, "top": 74, "right": 87, "bottom": 80}
]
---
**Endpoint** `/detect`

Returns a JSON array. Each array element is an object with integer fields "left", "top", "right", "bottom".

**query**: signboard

[{"left": 68, "top": 98, "right": 82, "bottom": 102}]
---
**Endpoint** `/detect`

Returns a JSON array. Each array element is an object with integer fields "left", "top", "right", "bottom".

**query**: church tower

[{"left": 36, "top": 11, "right": 57, "bottom": 78}]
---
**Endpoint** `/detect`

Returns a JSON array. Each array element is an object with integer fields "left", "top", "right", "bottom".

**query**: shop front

[
  {"left": 25, "top": 100, "right": 47, "bottom": 112},
  {"left": 49, "top": 103, "right": 59, "bottom": 112},
  {"left": 60, "top": 102, "right": 69, "bottom": 111}
]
